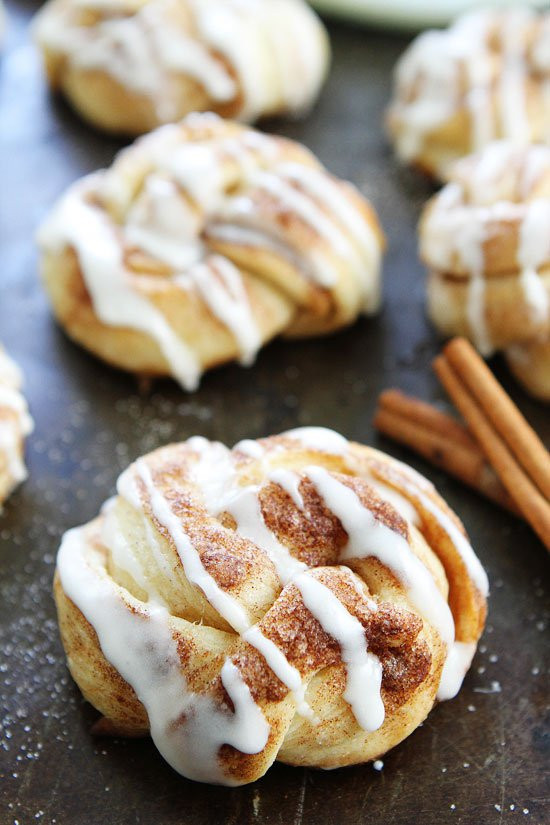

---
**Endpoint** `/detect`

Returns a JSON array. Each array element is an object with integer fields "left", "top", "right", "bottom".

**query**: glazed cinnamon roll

[
  {"left": 37, "top": 113, "right": 385, "bottom": 391},
  {"left": 33, "top": 0, "right": 329, "bottom": 135},
  {"left": 420, "top": 141, "right": 550, "bottom": 400},
  {"left": 387, "top": 7, "right": 550, "bottom": 180},
  {"left": 0, "top": 347, "right": 33, "bottom": 506},
  {"left": 55, "top": 427, "right": 487, "bottom": 785}
]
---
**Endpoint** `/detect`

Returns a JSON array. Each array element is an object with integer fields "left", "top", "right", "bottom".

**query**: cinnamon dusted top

[{"left": 55, "top": 427, "right": 487, "bottom": 785}]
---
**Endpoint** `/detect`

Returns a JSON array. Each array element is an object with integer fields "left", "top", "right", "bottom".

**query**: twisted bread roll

[
  {"left": 0, "top": 347, "right": 33, "bottom": 506},
  {"left": 33, "top": 0, "right": 329, "bottom": 135},
  {"left": 421, "top": 141, "right": 550, "bottom": 400},
  {"left": 37, "top": 114, "right": 384, "bottom": 390},
  {"left": 55, "top": 427, "right": 487, "bottom": 785},
  {"left": 387, "top": 7, "right": 550, "bottom": 180}
]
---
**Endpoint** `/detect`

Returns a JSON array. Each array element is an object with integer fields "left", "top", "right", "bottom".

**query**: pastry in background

[
  {"left": 32, "top": 0, "right": 330, "bottom": 135},
  {"left": 420, "top": 141, "right": 550, "bottom": 400},
  {"left": 0, "top": 347, "right": 33, "bottom": 506},
  {"left": 387, "top": 7, "right": 550, "bottom": 180},
  {"left": 54, "top": 427, "right": 487, "bottom": 785},
  {"left": 37, "top": 113, "right": 385, "bottom": 391}
]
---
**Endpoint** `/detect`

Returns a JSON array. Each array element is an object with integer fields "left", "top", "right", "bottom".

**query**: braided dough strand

[{"left": 55, "top": 427, "right": 487, "bottom": 784}]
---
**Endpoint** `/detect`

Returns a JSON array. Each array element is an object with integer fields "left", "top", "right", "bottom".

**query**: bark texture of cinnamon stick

[
  {"left": 434, "top": 338, "right": 550, "bottom": 550},
  {"left": 374, "top": 389, "right": 519, "bottom": 514}
]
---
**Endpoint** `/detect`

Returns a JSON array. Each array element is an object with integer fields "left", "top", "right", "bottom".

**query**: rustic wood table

[{"left": 1, "top": 3, "right": 548, "bottom": 823}]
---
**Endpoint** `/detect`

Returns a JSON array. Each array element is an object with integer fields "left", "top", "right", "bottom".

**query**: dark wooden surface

[{"left": 1, "top": 3, "right": 549, "bottom": 823}]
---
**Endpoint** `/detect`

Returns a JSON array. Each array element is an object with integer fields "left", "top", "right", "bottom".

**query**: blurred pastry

[
  {"left": 387, "top": 7, "right": 550, "bottom": 180},
  {"left": 37, "top": 113, "right": 384, "bottom": 390},
  {"left": 0, "top": 347, "right": 33, "bottom": 506},
  {"left": 54, "top": 426, "right": 487, "bottom": 784},
  {"left": 33, "top": 0, "right": 330, "bottom": 135},
  {"left": 420, "top": 141, "right": 550, "bottom": 400}
]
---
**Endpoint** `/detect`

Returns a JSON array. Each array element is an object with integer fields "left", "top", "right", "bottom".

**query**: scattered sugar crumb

[
  {"left": 373, "top": 760, "right": 384, "bottom": 771},
  {"left": 474, "top": 681, "right": 501, "bottom": 694}
]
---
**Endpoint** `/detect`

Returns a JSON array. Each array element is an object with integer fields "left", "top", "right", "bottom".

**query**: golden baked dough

[
  {"left": 33, "top": 0, "right": 330, "bottom": 135},
  {"left": 55, "top": 427, "right": 487, "bottom": 785},
  {"left": 420, "top": 141, "right": 550, "bottom": 400},
  {"left": 387, "top": 7, "right": 550, "bottom": 180},
  {"left": 0, "top": 347, "right": 33, "bottom": 506},
  {"left": 37, "top": 113, "right": 385, "bottom": 390}
]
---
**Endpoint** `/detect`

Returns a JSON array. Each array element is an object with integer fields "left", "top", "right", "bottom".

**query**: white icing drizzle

[
  {"left": 437, "top": 641, "right": 477, "bottom": 701},
  {"left": 395, "top": 477, "right": 489, "bottom": 700},
  {"left": 188, "top": 435, "right": 384, "bottom": 727},
  {"left": 293, "top": 570, "right": 384, "bottom": 732},
  {"left": 34, "top": 0, "right": 328, "bottom": 123},
  {"left": 517, "top": 198, "right": 550, "bottom": 325},
  {"left": 391, "top": 8, "right": 548, "bottom": 168},
  {"left": 498, "top": 10, "right": 531, "bottom": 143},
  {"left": 57, "top": 429, "right": 489, "bottom": 781},
  {"left": 218, "top": 483, "right": 307, "bottom": 585},
  {"left": 364, "top": 475, "right": 420, "bottom": 527},
  {"left": 283, "top": 426, "right": 349, "bottom": 455},
  {"left": 242, "top": 625, "right": 314, "bottom": 720},
  {"left": 57, "top": 526, "right": 269, "bottom": 786},
  {"left": 176, "top": 256, "right": 261, "bottom": 366},
  {"left": 0, "top": 349, "right": 33, "bottom": 490},
  {"left": 38, "top": 117, "right": 383, "bottom": 390},
  {"left": 268, "top": 468, "right": 304, "bottom": 510},
  {"left": 124, "top": 174, "right": 203, "bottom": 270},
  {"left": 423, "top": 142, "right": 550, "bottom": 355},
  {"left": 251, "top": 171, "right": 348, "bottom": 288},
  {"left": 37, "top": 176, "right": 202, "bottom": 391},
  {"left": 233, "top": 438, "right": 265, "bottom": 459},
  {"left": 130, "top": 457, "right": 252, "bottom": 633},
  {"left": 275, "top": 163, "right": 381, "bottom": 311},
  {"left": 189, "top": 0, "right": 327, "bottom": 121},
  {"left": 399, "top": 478, "right": 489, "bottom": 599},
  {"left": 303, "top": 466, "right": 455, "bottom": 649}
]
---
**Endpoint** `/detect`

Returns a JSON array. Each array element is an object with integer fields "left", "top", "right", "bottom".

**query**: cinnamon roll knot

[
  {"left": 37, "top": 114, "right": 384, "bottom": 390},
  {"left": 55, "top": 427, "right": 487, "bottom": 785}
]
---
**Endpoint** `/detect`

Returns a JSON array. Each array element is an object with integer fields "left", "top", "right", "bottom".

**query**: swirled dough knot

[
  {"left": 37, "top": 113, "right": 385, "bottom": 390},
  {"left": 33, "top": 0, "right": 330, "bottom": 134},
  {"left": 421, "top": 140, "right": 550, "bottom": 399},
  {"left": 55, "top": 427, "right": 488, "bottom": 785},
  {"left": 387, "top": 7, "right": 550, "bottom": 179}
]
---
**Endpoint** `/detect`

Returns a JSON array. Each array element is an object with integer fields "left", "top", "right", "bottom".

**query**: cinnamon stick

[
  {"left": 443, "top": 338, "right": 550, "bottom": 500},
  {"left": 434, "top": 346, "right": 550, "bottom": 550},
  {"left": 374, "top": 390, "right": 518, "bottom": 513}
]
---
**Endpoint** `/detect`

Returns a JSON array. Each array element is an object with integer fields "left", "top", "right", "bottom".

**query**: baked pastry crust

[
  {"left": 37, "top": 113, "right": 385, "bottom": 390},
  {"left": 55, "top": 427, "right": 487, "bottom": 785},
  {"left": 387, "top": 7, "right": 550, "bottom": 180},
  {"left": 420, "top": 141, "right": 550, "bottom": 400},
  {"left": 0, "top": 347, "right": 33, "bottom": 506},
  {"left": 33, "top": 0, "right": 330, "bottom": 135}
]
